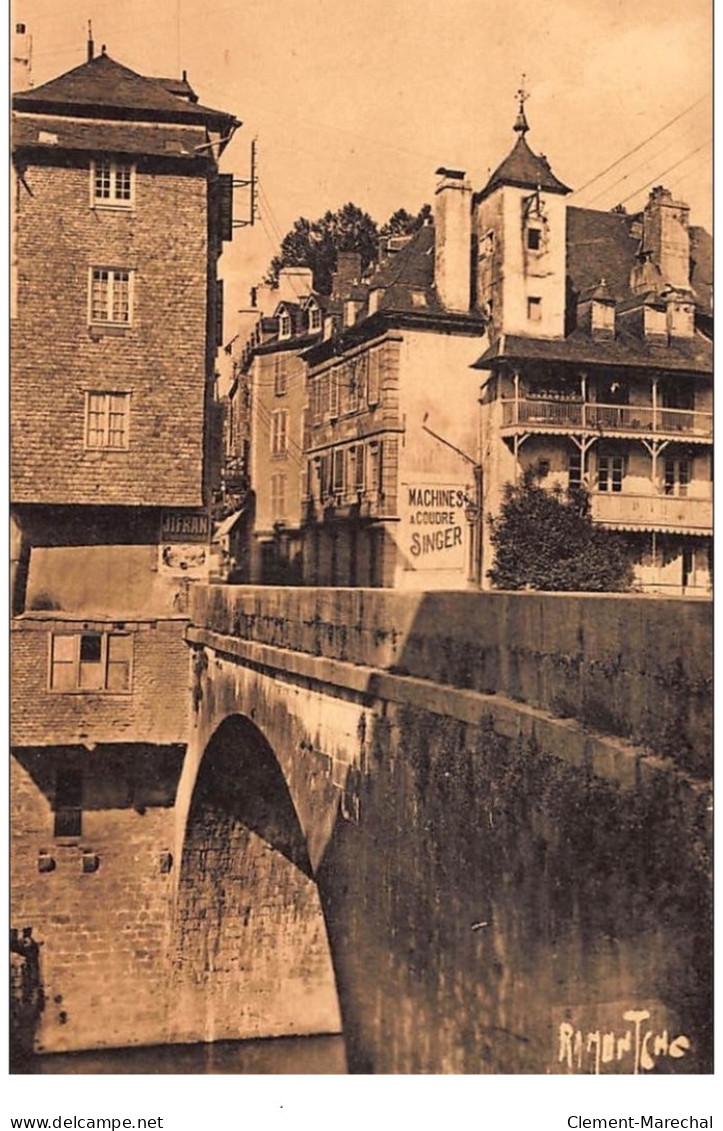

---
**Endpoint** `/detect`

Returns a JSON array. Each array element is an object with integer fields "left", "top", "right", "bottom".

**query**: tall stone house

[
  {"left": 302, "top": 222, "right": 486, "bottom": 588},
  {"left": 10, "top": 40, "right": 239, "bottom": 1057},
  {"left": 474, "top": 108, "right": 712, "bottom": 594}
]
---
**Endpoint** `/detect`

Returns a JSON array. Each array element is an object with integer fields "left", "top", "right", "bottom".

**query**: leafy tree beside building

[
  {"left": 265, "top": 202, "right": 431, "bottom": 294},
  {"left": 487, "top": 469, "right": 634, "bottom": 592}
]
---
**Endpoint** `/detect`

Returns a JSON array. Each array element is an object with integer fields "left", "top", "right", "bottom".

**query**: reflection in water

[{"left": 24, "top": 1034, "right": 347, "bottom": 1075}]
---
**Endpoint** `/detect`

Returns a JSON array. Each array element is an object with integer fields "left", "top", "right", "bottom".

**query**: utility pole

[{"left": 233, "top": 138, "right": 257, "bottom": 228}]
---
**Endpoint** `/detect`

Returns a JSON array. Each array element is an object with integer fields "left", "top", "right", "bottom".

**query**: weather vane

[{"left": 514, "top": 73, "right": 530, "bottom": 135}]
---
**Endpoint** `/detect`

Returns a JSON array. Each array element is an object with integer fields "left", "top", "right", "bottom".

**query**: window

[
  {"left": 270, "top": 409, "right": 288, "bottom": 456},
  {"left": 598, "top": 454, "right": 625, "bottom": 493},
  {"left": 89, "top": 268, "right": 132, "bottom": 324},
  {"left": 369, "top": 440, "right": 383, "bottom": 496},
  {"left": 54, "top": 770, "right": 83, "bottom": 839},
  {"left": 368, "top": 349, "right": 381, "bottom": 406},
  {"left": 310, "top": 377, "right": 323, "bottom": 425},
  {"left": 278, "top": 311, "right": 291, "bottom": 339},
  {"left": 329, "top": 370, "right": 339, "bottom": 418},
  {"left": 354, "top": 444, "right": 365, "bottom": 491},
  {"left": 346, "top": 354, "right": 367, "bottom": 414},
  {"left": 274, "top": 354, "right": 287, "bottom": 396},
  {"left": 527, "top": 227, "right": 542, "bottom": 251},
  {"left": 333, "top": 448, "right": 345, "bottom": 496},
  {"left": 527, "top": 296, "right": 542, "bottom": 322},
  {"left": 568, "top": 449, "right": 583, "bottom": 488},
  {"left": 92, "top": 159, "right": 134, "bottom": 207},
  {"left": 308, "top": 304, "right": 321, "bottom": 333},
  {"left": 50, "top": 632, "right": 133, "bottom": 692},
  {"left": 85, "top": 392, "right": 130, "bottom": 449},
  {"left": 271, "top": 473, "right": 287, "bottom": 518},
  {"left": 664, "top": 458, "right": 690, "bottom": 497}
]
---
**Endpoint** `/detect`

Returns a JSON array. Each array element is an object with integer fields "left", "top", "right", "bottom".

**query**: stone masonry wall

[
  {"left": 11, "top": 157, "right": 209, "bottom": 506},
  {"left": 11, "top": 615, "right": 191, "bottom": 1057},
  {"left": 11, "top": 616, "right": 191, "bottom": 747},
  {"left": 191, "top": 587, "right": 712, "bottom": 777},
  {"left": 11, "top": 753, "right": 177, "bottom": 1056}
]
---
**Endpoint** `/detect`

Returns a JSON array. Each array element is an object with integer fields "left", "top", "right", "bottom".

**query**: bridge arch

[{"left": 168, "top": 713, "right": 343, "bottom": 1048}]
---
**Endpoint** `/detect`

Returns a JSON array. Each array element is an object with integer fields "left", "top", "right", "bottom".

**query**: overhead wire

[
  {"left": 571, "top": 94, "right": 709, "bottom": 199},
  {"left": 583, "top": 127, "right": 711, "bottom": 207},
  {"left": 614, "top": 138, "right": 712, "bottom": 208}
]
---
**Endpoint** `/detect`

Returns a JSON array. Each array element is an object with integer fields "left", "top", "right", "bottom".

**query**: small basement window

[{"left": 54, "top": 769, "right": 83, "bottom": 838}]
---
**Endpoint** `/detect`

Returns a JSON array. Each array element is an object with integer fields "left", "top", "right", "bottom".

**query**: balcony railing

[
  {"left": 591, "top": 492, "right": 712, "bottom": 533},
  {"left": 500, "top": 399, "right": 712, "bottom": 438}
]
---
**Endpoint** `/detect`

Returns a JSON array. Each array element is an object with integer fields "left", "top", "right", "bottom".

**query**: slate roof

[
  {"left": 477, "top": 134, "right": 571, "bottom": 201},
  {"left": 474, "top": 329, "right": 712, "bottom": 375},
  {"left": 11, "top": 113, "right": 206, "bottom": 159},
  {"left": 154, "top": 76, "right": 199, "bottom": 103},
  {"left": 566, "top": 206, "right": 713, "bottom": 317},
  {"left": 13, "top": 52, "right": 239, "bottom": 131}
]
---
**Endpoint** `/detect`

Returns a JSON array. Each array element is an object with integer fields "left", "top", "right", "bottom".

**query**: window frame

[
  {"left": 88, "top": 266, "right": 134, "bottom": 326},
  {"left": 270, "top": 408, "right": 289, "bottom": 457},
  {"left": 270, "top": 471, "right": 287, "bottom": 519},
  {"left": 273, "top": 354, "right": 287, "bottom": 397},
  {"left": 84, "top": 391, "right": 131, "bottom": 451},
  {"left": 527, "top": 295, "right": 542, "bottom": 322},
  {"left": 663, "top": 457, "right": 691, "bottom": 497},
  {"left": 54, "top": 769, "right": 83, "bottom": 839},
  {"left": 597, "top": 454, "right": 626, "bottom": 494},
  {"left": 49, "top": 631, "right": 134, "bottom": 694},
  {"left": 90, "top": 158, "right": 135, "bottom": 210}
]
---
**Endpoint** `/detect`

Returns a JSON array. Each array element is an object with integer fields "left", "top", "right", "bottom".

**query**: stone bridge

[{"left": 170, "top": 587, "right": 712, "bottom": 1074}]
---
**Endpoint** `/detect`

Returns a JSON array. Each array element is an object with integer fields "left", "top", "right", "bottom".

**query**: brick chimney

[
  {"left": 434, "top": 168, "right": 472, "bottom": 313},
  {"left": 331, "top": 252, "right": 362, "bottom": 299},
  {"left": 641, "top": 186, "right": 691, "bottom": 292}
]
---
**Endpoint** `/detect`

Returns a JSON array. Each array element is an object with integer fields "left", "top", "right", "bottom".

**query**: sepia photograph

[{"left": 8, "top": 0, "right": 713, "bottom": 1099}]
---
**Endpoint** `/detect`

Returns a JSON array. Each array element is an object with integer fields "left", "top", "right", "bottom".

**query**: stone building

[
  {"left": 220, "top": 268, "right": 328, "bottom": 582},
  {"left": 474, "top": 108, "right": 713, "bottom": 594},
  {"left": 302, "top": 222, "right": 486, "bottom": 588},
  {"left": 298, "top": 103, "right": 712, "bottom": 593},
  {"left": 10, "top": 37, "right": 239, "bottom": 1056}
]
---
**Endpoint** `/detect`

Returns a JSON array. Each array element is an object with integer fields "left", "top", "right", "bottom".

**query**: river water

[{"left": 22, "top": 1035, "right": 347, "bottom": 1074}]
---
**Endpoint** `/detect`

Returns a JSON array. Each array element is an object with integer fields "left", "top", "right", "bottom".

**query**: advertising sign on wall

[{"left": 399, "top": 480, "right": 469, "bottom": 572}]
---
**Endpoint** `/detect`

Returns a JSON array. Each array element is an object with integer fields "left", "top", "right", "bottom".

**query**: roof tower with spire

[{"left": 476, "top": 78, "right": 571, "bottom": 201}]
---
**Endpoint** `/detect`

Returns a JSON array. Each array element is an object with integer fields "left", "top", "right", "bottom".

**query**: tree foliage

[
  {"left": 380, "top": 203, "right": 432, "bottom": 238},
  {"left": 487, "top": 469, "right": 634, "bottom": 592},
  {"left": 265, "top": 202, "right": 432, "bottom": 294}
]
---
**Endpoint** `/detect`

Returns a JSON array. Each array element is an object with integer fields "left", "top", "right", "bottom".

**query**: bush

[{"left": 488, "top": 469, "right": 634, "bottom": 592}]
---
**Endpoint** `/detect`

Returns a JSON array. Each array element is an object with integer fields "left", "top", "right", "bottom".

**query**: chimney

[
  {"left": 277, "top": 266, "right": 313, "bottom": 302},
  {"left": 331, "top": 252, "right": 362, "bottom": 300},
  {"left": 576, "top": 279, "right": 616, "bottom": 340},
  {"left": 12, "top": 22, "right": 33, "bottom": 91},
  {"left": 641, "top": 186, "right": 691, "bottom": 292},
  {"left": 87, "top": 20, "right": 94, "bottom": 62},
  {"left": 434, "top": 168, "right": 472, "bottom": 313}
]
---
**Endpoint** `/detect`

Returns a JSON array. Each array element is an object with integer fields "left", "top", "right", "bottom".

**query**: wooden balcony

[
  {"left": 500, "top": 399, "right": 712, "bottom": 441},
  {"left": 591, "top": 492, "right": 712, "bottom": 534}
]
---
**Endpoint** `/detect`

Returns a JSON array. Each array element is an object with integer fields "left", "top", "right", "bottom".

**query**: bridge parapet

[{"left": 191, "top": 586, "right": 712, "bottom": 779}]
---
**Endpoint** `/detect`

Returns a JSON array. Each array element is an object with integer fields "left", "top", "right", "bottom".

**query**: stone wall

[
  {"left": 11, "top": 157, "right": 208, "bottom": 507},
  {"left": 191, "top": 587, "right": 712, "bottom": 777}
]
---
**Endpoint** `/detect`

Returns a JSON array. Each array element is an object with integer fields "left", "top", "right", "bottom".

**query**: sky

[{"left": 13, "top": 0, "right": 713, "bottom": 334}]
